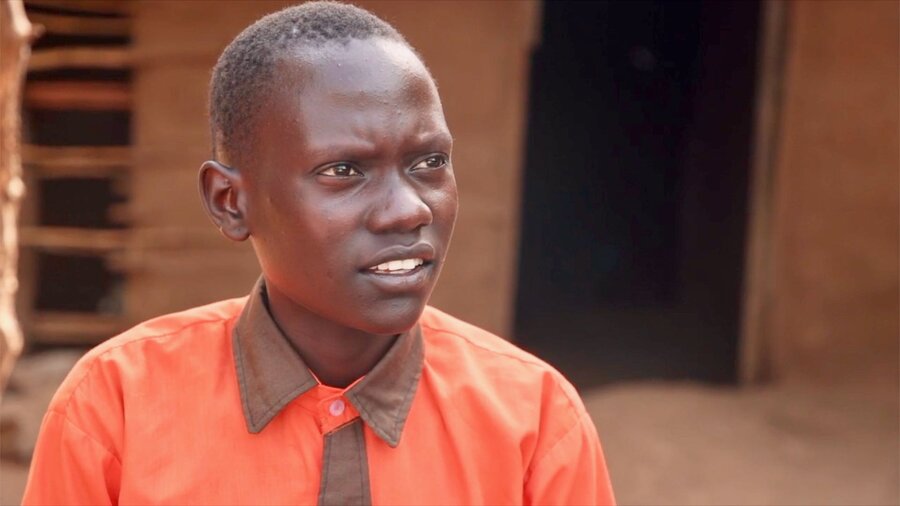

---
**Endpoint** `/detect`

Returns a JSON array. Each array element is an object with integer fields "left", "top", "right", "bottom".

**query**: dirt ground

[
  {"left": 585, "top": 381, "right": 899, "bottom": 505},
  {"left": 2, "top": 351, "right": 898, "bottom": 505}
]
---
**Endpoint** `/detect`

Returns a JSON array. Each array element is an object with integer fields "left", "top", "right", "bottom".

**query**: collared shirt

[{"left": 23, "top": 279, "right": 615, "bottom": 505}]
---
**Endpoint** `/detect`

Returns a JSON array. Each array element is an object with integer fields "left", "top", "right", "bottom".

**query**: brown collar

[{"left": 232, "top": 278, "right": 423, "bottom": 447}]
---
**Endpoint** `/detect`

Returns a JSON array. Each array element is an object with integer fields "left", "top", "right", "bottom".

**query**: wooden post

[
  {"left": 0, "top": 0, "right": 36, "bottom": 396},
  {"left": 739, "top": 0, "right": 789, "bottom": 384}
]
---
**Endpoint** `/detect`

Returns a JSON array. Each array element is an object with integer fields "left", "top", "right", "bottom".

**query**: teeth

[{"left": 371, "top": 258, "right": 424, "bottom": 273}]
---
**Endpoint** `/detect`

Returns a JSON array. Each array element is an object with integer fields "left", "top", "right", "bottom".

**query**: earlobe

[{"left": 198, "top": 160, "right": 250, "bottom": 242}]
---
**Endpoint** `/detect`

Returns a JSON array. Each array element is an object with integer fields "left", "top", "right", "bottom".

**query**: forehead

[
  {"left": 272, "top": 38, "right": 441, "bottom": 121},
  {"left": 254, "top": 38, "right": 448, "bottom": 162},
  {"left": 286, "top": 38, "right": 434, "bottom": 99}
]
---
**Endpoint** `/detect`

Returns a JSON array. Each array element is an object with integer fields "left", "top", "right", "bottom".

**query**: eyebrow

[
  {"left": 406, "top": 131, "right": 453, "bottom": 154},
  {"left": 306, "top": 130, "right": 453, "bottom": 164}
]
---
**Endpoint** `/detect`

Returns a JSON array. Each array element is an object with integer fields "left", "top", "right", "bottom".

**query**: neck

[{"left": 264, "top": 283, "right": 397, "bottom": 388}]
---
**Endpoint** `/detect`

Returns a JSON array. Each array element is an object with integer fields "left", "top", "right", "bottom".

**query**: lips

[
  {"left": 360, "top": 243, "right": 436, "bottom": 292},
  {"left": 362, "top": 242, "right": 435, "bottom": 274},
  {"left": 370, "top": 258, "right": 425, "bottom": 274}
]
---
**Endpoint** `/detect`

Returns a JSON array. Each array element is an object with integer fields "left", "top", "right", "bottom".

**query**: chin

[{"left": 356, "top": 298, "right": 427, "bottom": 336}]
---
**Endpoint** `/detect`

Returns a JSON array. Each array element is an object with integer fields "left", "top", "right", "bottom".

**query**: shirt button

[{"left": 328, "top": 399, "right": 345, "bottom": 417}]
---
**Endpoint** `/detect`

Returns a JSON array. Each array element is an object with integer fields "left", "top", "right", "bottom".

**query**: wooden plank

[
  {"left": 133, "top": 227, "right": 224, "bottom": 250},
  {"left": 27, "top": 311, "right": 126, "bottom": 344},
  {"left": 28, "top": 47, "right": 130, "bottom": 71},
  {"left": 24, "top": 162, "right": 128, "bottom": 178},
  {"left": 24, "top": 80, "right": 130, "bottom": 110},
  {"left": 18, "top": 226, "right": 240, "bottom": 257},
  {"left": 23, "top": 144, "right": 130, "bottom": 173},
  {"left": 25, "top": 0, "right": 132, "bottom": 16},
  {"left": 19, "top": 226, "right": 129, "bottom": 252},
  {"left": 27, "top": 11, "right": 129, "bottom": 37}
]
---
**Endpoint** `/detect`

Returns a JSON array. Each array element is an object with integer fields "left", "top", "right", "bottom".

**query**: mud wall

[{"left": 770, "top": 0, "right": 899, "bottom": 385}]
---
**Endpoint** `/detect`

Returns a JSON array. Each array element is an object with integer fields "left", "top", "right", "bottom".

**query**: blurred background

[{"left": 0, "top": 0, "right": 897, "bottom": 504}]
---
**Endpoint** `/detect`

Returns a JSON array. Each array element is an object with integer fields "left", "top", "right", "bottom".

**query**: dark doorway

[{"left": 514, "top": 1, "right": 759, "bottom": 388}]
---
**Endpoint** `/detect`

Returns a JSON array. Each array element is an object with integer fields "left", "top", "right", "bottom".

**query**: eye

[
  {"left": 319, "top": 163, "right": 363, "bottom": 177},
  {"left": 411, "top": 155, "right": 448, "bottom": 171}
]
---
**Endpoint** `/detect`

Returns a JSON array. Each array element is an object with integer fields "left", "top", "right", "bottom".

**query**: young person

[{"left": 23, "top": 3, "right": 615, "bottom": 504}]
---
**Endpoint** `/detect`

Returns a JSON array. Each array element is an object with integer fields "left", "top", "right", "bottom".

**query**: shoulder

[
  {"left": 47, "top": 297, "right": 247, "bottom": 417},
  {"left": 420, "top": 306, "right": 554, "bottom": 369},
  {"left": 419, "top": 306, "right": 587, "bottom": 421}
]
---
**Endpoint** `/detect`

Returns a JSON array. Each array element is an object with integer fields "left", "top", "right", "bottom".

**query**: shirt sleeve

[
  {"left": 524, "top": 401, "right": 616, "bottom": 506},
  {"left": 22, "top": 408, "right": 122, "bottom": 505}
]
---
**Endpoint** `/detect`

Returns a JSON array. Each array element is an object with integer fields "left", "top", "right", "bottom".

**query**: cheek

[
  {"left": 302, "top": 200, "right": 365, "bottom": 267},
  {"left": 431, "top": 181, "right": 459, "bottom": 228}
]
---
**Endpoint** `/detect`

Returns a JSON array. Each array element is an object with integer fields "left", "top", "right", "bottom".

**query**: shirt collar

[{"left": 232, "top": 277, "right": 423, "bottom": 447}]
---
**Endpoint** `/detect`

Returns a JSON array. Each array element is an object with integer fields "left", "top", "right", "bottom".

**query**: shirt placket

[{"left": 316, "top": 393, "right": 371, "bottom": 506}]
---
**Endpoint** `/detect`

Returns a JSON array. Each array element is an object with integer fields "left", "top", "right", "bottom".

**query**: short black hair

[{"left": 209, "top": 1, "right": 409, "bottom": 165}]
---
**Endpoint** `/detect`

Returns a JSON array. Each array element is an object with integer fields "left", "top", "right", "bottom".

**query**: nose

[{"left": 365, "top": 176, "right": 433, "bottom": 234}]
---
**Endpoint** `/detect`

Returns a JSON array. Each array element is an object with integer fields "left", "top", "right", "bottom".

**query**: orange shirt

[{"left": 23, "top": 280, "right": 615, "bottom": 505}]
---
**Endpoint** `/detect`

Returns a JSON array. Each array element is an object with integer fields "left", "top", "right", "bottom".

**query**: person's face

[{"left": 241, "top": 38, "right": 456, "bottom": 335}]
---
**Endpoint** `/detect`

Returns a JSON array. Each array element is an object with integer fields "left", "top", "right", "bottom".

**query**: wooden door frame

[{"left": 739, "top": 0, "right": 790, "bottom": 384}]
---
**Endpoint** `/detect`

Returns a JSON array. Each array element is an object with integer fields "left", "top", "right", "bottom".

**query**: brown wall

[
  {"left": 769, "top": 0, "right": 899, "bottom": 385},
  {"left": 129, "top": 1, "right": 537, "bottom": 336}
]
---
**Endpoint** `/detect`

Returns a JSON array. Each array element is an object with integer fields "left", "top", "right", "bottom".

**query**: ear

[{"left": 198, "top": 160, "right": 250, "bottom": 242}]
